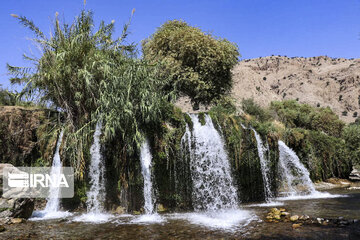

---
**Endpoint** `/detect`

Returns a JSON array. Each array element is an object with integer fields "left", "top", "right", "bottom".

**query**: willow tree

[
  {"left": 142, "top": 20, "right": 240, "bottom": 106},
  {"left": 8, "top": 10, "right": 169, "bottom": 177}
]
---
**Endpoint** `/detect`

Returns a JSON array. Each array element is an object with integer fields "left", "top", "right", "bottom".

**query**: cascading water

[
  {"left": 178, "top": 114, "right": 254, "bottom": 229},
  {"left": 277, "top": 140, "right": 332, "bottom": 200},
  {"left": 278, "top": 140, "right": 315, "bottom": 195},
  {"left": 30, "top": 130, "right": 72, "bottom": 220},
  {"left": 140, "top": 139, "right": 154, "bottom": 214},
  {"left": 86, "top": 122, "right": 106, "bottom": 213},
  {"left": 44, "top": 130, "right": 65, "bottom": 213},
  {"left": 187, "top": 114, "right": 238, "bottom": 211},
  {"left": 74, "top": 122, "right": 110, "bottom": 222},
  {"left": 132, "top": 139, "right": 164, "bottom": 223},
  {"left": 251, "top": 128, "right": 273, "bottom": 202}
]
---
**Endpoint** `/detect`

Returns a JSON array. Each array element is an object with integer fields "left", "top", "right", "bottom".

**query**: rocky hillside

[{"left": 231, "top": 56, "right": 360, "bottom": 123}]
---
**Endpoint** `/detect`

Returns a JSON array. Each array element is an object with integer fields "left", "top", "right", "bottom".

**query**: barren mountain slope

[{"left": 231, "top": 56, "right": 360, "bottom": 123}]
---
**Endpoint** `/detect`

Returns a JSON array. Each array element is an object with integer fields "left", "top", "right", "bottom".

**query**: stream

[{"left": 1, "top": 189, "right": 359, "bottom": 239}]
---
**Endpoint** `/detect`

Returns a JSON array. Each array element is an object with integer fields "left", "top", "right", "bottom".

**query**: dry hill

[{"left": 231, "top": 56, "right": 360, "bottom": 123}]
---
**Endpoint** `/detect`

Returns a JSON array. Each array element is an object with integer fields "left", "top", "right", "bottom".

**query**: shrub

[
  {"left": 270, "top": 100, "right": 345, "bottom": 137},
  {"left": 343, "top": 124, "right": 360, "bottom": 166},
  {"left": 241, "top": 98, "right": 271, "bottom": 122}
]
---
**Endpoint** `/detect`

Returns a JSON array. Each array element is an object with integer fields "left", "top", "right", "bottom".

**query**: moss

[
  {"left": 183, "top": 113, "right": 193, "bottom": 130},
  {"left": 198, "top": 112, "right": 206, "bottom": 126}
]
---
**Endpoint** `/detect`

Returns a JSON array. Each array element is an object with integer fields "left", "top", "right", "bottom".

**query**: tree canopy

[
  {"left": 142, "top": 20, "right": 240, "bottom": 106},
  {"left": 8, "top": 10, "right": 170, "bottom": 176}
]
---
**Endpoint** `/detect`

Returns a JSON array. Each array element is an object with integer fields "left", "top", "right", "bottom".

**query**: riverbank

[{"left": 314, "top": 178, "right": 360, "bottom": 190}]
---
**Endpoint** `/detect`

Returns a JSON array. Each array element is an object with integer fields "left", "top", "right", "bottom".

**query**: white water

[
  {"left": 45, "top": 130, "right": 64, "bottom": 213},
  {"left": 277, "top": 140, "right": 334, "bottom": 200},
  {"left": 177, "top": 114, "right": 255, "bottom": 229},
  {"left": 184, "top": 114, "right": 239, "bottom": 211},
  {"left": 30, "top": 130, "right": 72, "bottom": 220},
  {"left": 74, "top": 122, "right": 111, "bottom": 223},
  {"left": 167, "top": 210, "right": 257, "bottom": 230},
  {"left": 132, "top": 139, "right": 164, "bottom": 223},
  {"left": 140, "top": 139, "right": 154, "bottom": 214},
  {"left": 251, "top": 128, "right": 273, "bottom": 202}
]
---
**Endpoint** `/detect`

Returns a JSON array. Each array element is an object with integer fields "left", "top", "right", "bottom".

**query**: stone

[
  {"left": 281, "top": 212, "right": 290, "bottom": 216},
  {"left": 299, "top": 215, "right": 309, "bottom": 220},
  {"left": 292, "top": 223, "right": 302, "bottom": 229},
  {"left": 349, "top": 168, "right": 360, "bottom": 181},
  {"left": 114, "top": 206, "right": 126, "bottom": 215},
  {"left": 133, "top": 211, "right": 141, "bottom": 215},
  {"left": 274, "top": 215, "right": 281, "bottom": 220},
  {"left": 0, "top": 225, "right": 5, "bottom": 232},
  {"left": 316, "top": 218, "right": 324, "bottom": 224},
  {"left": 157, "top": 204, "right": 166, "bottom": 212},
  {"left": 11, "top": 198, "right": 34, "bottom": 219},
  {"left": 0, "top": 164, "right": 35, "bottom": 219},
  {"left": 279, "top": 208, "right": 286, "bottom": 212},
  {"left": 270, "top": 208, "right": 278, "bottom": 213},
  {"left": 290, "top": 215, "right": 299, "bottom": 222},
  {"left": 10, "top": 218, "right": 23, "bottom": 224}
]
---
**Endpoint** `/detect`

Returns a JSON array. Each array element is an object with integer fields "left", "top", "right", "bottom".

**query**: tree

[
  {"left": 343, "top": 124, "right": 360, "bottom": 166},
  {"left": 142, "top": 20, "right": 240, "bottom": 105},
  {"left": 8, "top": 10, "right": 170, "bottom": 176}
]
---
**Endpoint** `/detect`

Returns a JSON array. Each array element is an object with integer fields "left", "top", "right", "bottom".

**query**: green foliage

[
  {"left": 142, "top": 20, "right": 239, "bottom": 104},
  {"left": 343, "top": 124, "right": 360, "bottom": 166},
  {"left": 241, "top": 98, "right": 271, "bottom": 122},
  {"left": 9, "top": 10, "right": 170, "bottom": 177},
  {"left": 270, "top": 100, "right": 345, "bottom": 137},
  {"left": 0, "top": 88, "right": 16, "bottom": 105},
  {"left": 0, "top": 87, "right": 34, "bottom": 107},
  {"left": 198, "top": 112, "right": 206, "bottom": 126}
]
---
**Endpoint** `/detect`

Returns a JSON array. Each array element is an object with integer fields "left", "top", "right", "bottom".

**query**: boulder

[
  {"left": 350, "top": 168, "right": 360, "bottom": 181},
  {"left": 0, "top": 164, "right": 35, "bottom": 219},
  {"left": 113, "top": 206, "right": 126, "bottom": 215},
  {"left": 157, "top": 204, "right": 167, "bottom": 212},
  {"left": 10, "top": 218, "right": 24, "bottom": 224}
]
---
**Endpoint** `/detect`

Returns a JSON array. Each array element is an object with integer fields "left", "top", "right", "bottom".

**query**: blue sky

[{"left": 1, "top": 0, "right": 360, "bottom": 89}]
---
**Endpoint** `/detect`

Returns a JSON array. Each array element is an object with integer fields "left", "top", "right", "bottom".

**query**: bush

[
  {"left": 142, "top": 20, "right": 239, "bottom": 104},
  {"left": 241, "top": 98, "right": 271, "bottom": 122},
  {"left": 343, "top": 124, "right": 360, "bottom": 166},
  {"left": 270, "top": 100, "right": 344, "bottom": 137}
]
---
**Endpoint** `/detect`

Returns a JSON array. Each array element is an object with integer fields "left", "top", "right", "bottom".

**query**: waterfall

[
  {"left": 140, "top": 139, "right": 154, "bottom": 214},
  {"left": 177, "top": 114, "right": 255, "bottom": 229},
  {"left": 44, "top": 129, "right": 64, "bottom": 213},
  {"left": 30, "top": 130, "right": 72, "bottom": 220},
  {"left": 184, "top": 114, "right": 238, "bottom": 211},
  {"left": 277, "top": 140, "right": 319, "bottom": 198},
  {"left": 132, "top": 139, "right": 164, "bottom": 223},
  {"left": 74, "top": 122, "right": 111, "bottom": 223},
  {"left": 251, "top": 128, "right": 273, "bottom": 201},
  {"left": 86, "top": 122, "right": 106, "bottom": 213}
]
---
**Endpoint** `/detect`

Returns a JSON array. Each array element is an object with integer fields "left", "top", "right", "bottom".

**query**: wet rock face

[
  {"left": 0, "top": 164, "right": 35, "bottom": 219},
  {"left": 349, "top": 168, "right": 360, "bottom": 181}
]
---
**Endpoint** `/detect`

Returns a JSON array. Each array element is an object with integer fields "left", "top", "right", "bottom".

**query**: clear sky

[{"left": 1, "top": 0, "right": 360, "bottom": 89}]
